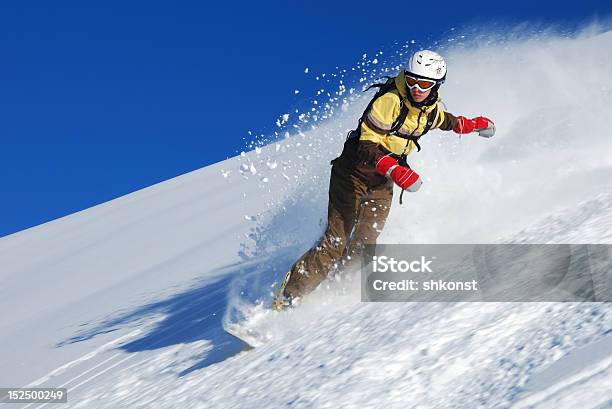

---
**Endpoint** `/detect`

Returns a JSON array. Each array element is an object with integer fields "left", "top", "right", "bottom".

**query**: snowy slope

[{"left": 1, "top": 28, "right": 611, "bottom": 409}]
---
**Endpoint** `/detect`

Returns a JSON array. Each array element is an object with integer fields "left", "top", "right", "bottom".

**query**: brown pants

[{"left": 283, "top": 161, "right": 393, "bottom": 299}]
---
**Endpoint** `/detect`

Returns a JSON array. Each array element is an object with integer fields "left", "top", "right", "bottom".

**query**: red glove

[
  {"left": 375, "top": 155, "right": 423, "bottom": 192},
  {"left": 453, "top": 116, "right": 495, "bottom": 137}
]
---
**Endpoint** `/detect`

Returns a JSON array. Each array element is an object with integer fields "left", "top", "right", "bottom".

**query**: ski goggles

[{"left": 404, "top": 74, "right": 439, "bottom": 91}]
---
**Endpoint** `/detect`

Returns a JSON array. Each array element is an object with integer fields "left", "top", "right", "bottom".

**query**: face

[{"left": 410, "top": 87, "right": 431, "bottom": 102}]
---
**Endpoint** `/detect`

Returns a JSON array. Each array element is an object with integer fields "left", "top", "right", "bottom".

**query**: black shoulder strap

[
  {"left": 422, "top": 107, "right": 438, "bottom": 135},
  {"left": 389, "top": 102, "right": 409, "bottom": 134}
]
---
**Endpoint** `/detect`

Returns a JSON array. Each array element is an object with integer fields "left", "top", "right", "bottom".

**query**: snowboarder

[{"left": 273, "top": 50, "right": 495, "bottom": 310}]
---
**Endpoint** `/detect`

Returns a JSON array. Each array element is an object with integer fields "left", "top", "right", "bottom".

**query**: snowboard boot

[{"left": 272, "top": 270, "right": 293, "bottom": 311}]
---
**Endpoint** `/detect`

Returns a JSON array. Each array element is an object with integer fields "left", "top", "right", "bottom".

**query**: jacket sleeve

[
  {"left": 434, "top": 110, "right": 459, "bottom": 131},
  {"left": 357, "top": 92, "right": 401, "bottom": 165}
]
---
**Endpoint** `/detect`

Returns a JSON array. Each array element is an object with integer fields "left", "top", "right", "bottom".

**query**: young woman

[{"left": 274, "top": 50, "right": 495, "bottom": 309}]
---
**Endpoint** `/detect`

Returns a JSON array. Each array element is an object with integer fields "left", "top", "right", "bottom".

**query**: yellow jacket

[{"left": 360, "top": 70, "right": 448, "bottom": 156}]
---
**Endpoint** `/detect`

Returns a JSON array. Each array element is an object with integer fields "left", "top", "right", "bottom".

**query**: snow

[{"left": 1, "top": 29, "right": 611, "bottom": 408}]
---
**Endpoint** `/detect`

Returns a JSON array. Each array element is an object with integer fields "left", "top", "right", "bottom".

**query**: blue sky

[{"left": 1, "top": 0, "right": 610, "bottom": 237}]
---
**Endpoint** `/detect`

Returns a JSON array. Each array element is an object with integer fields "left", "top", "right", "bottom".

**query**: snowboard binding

[{"left": 272, "top": 296, "right": 292, "bottom": 311}]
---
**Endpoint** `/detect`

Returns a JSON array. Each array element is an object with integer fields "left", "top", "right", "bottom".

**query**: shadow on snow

[{"left": 56, "top": 255, "right": 299, "bottom": 376}]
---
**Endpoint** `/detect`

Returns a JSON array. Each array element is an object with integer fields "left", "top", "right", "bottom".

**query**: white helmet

[{"left": 408, "top": 50, "right": 447, "bottom": 81}]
